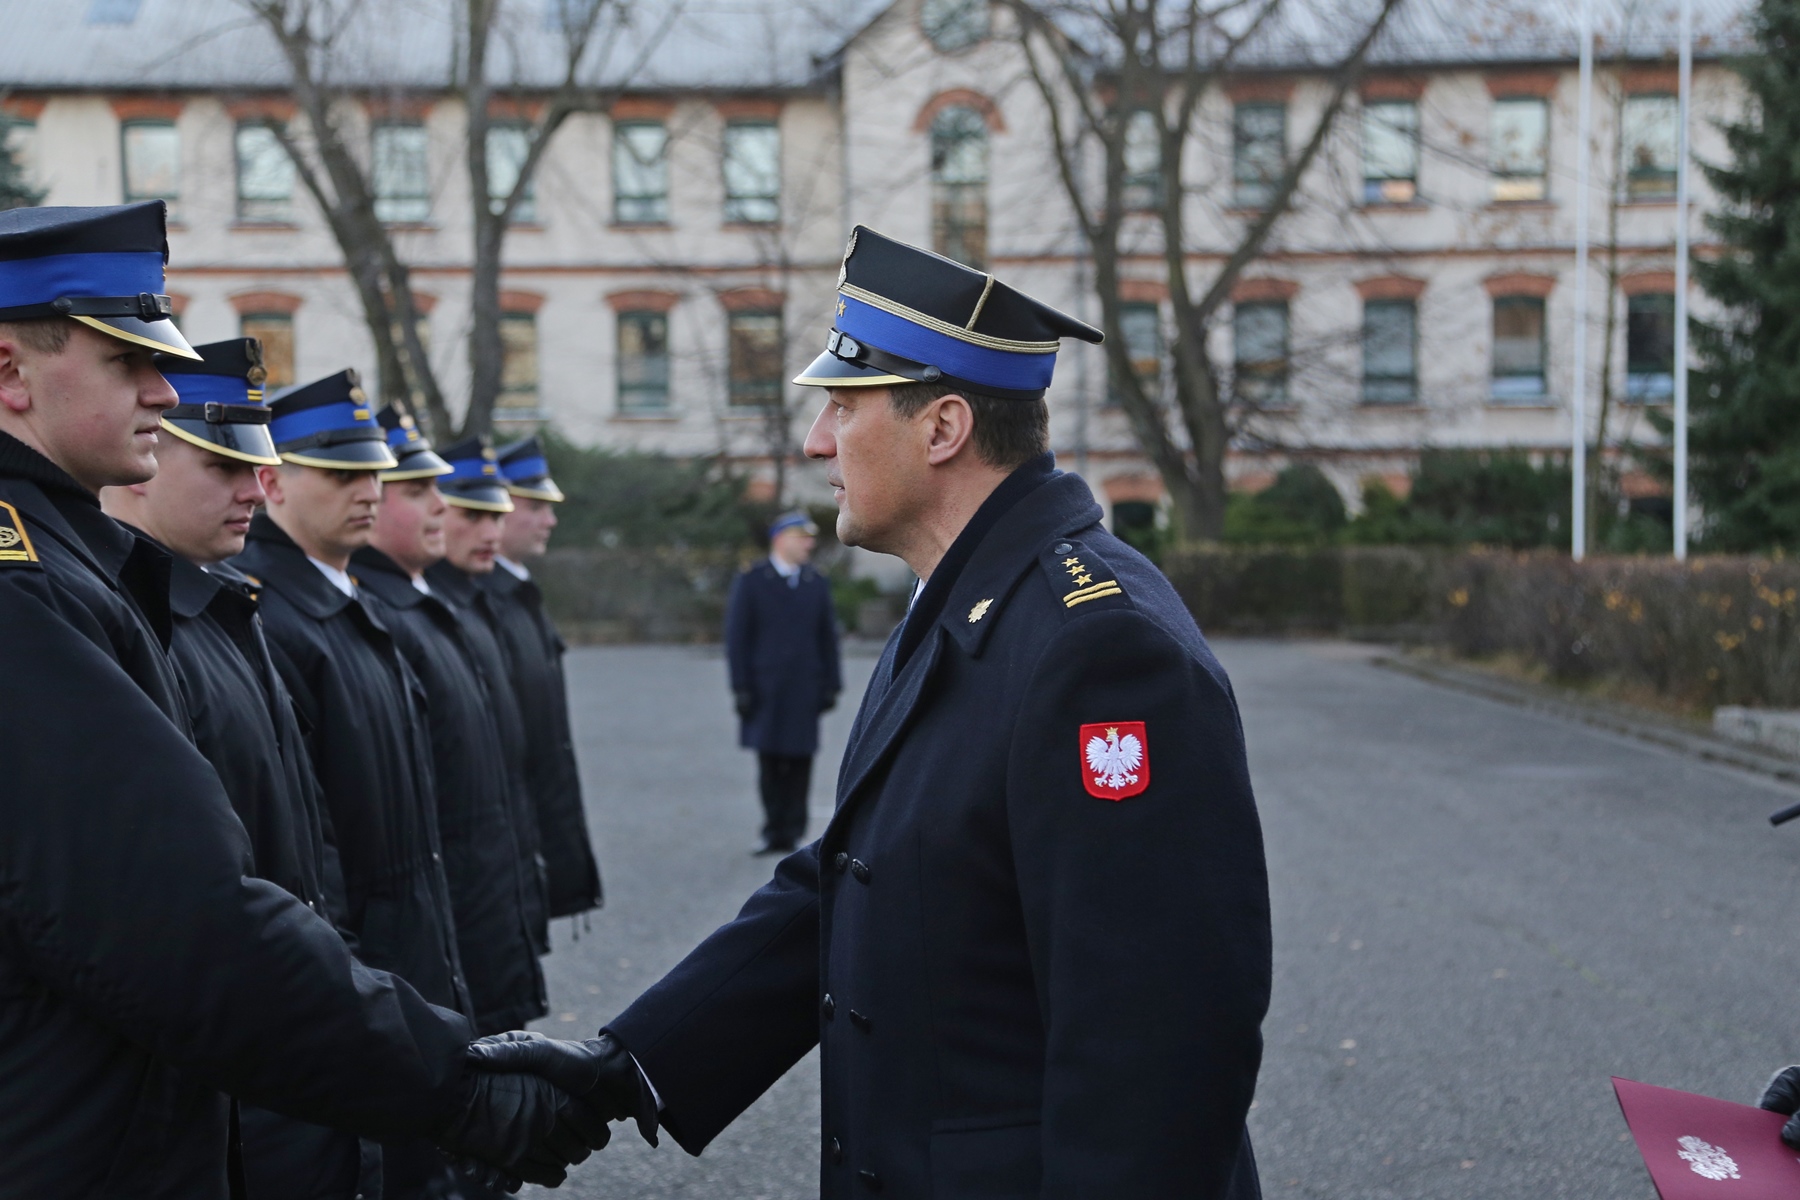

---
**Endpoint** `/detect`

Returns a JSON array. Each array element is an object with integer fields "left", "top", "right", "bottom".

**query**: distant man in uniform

[
  {"left": 478, "top": 228, "right": 1273, "bottom": 1198},
  {"left": 725, "top": 510, "right": 842, "bottom": 854},
  {"left": 101, "top": 338, "right": 378, "bottom": 1200},
  {"left": 0, "top": 203, "right": 611, "bottom": 1196},
  {"left": 485, "top": 435, "right": 604, "bottom": 925}
]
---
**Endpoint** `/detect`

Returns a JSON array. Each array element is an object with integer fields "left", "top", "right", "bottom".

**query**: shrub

[
  {"left": 1344, "top": 450, "right": 1571, "bottom": 548},
  {"left": 541, "top": 430, "right": 766, "bottom": 551},
  {"left": 1223, "top": 464, "right": 1346, "bottom": 546}
]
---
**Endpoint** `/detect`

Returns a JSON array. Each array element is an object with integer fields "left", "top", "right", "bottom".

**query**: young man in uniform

[
  {"left": 480, "top": 229, "right": 1273, "bottom": 1198},
  {"left": 0, "top": 203, "right": 611, "bottom": 1196},
  {"left": 354, "top": 415, "right": 548, "bottom": 1036},
  {"left": 485, "top": 435, "right": 603, "bottom": 924}
]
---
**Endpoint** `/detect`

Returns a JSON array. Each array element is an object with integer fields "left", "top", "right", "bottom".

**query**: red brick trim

[
  {"left": 1620, "top": 270, "right": 1676, "bottom": 296},
  {"left": 1232, "top": 277, "right": 1299, "bottom": 303},
  {"left": 1103, "top": 473, "right": 1164, "bottom": 503},
  {"left": 1225, "top": 77, "right": 1295, "bottom": 104},
  {"left": 913, "top": 89, "right": 1006, "bottom": 134},
  {"left": 393, "top": 290, "right": 437, "bottom": 315},
  {"left": 110, "top": 96, "right": 185, "bottom": 122},
  {"left": 1117, "top": 278, "right": 1169, "bottom": 304},
  {"left": 364, "top": 95, "right": 434, "bottom": 122},
  {"left": 717, "top": 286, "right": 785, "bottom": 312},
  {"left": 1483, "top": 271, "right": 1557, "bottom": 298},
  {"left": 1485, "top": 71, "right": 1559, "bottom": 98},
  {"left": 487, "top": 96, "right": 544, "bottom": 122},
  {"left": 1362, "top": 76, "right": 1426, "bottom": 102},
  {"left": 611, "top": 97, "right": 676, "bottom": 122},
  {"left": 1354, "top": 275, "right": 1426, "bottom": 301},
  {"left": 228, "top": 290, "right": 303, "bottom": 316},
  {"left": 224, "top": 96, "right": 298, "bottom": 123},
  {"left": 2, "top": 96, "right": 46, "bottom": 121},
  {"left": 606, "top": 289, "right": 679, "bottom": 313},
  {"left": 717, "top": 98, "right": 783, "bottom": 122},
  {"left": 1623, "top": 68, "right": 1679, "bottom": 95},
  {"left": 499, "top": 289, "right": 545, "bottom": 314},
  {"left": 165, "top": 292, "right": 189, "bottom": 317}
]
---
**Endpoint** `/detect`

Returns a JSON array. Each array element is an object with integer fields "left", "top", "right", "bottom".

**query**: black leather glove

[
  {"left": 428, "top": 1057, "right": 611, "bottom": 1192},
  {"left": 468, "top": 1030, "right": 660, "bottom": 1148},
  {"left": 1760, "top": 1065, "right": 1800, "bottom": 1147},
  {"left": 734, "top": 690, "right": 757, "bottom": 720},
  {"left": 820, "top": 692, "right": 838, "bottom": 714}
]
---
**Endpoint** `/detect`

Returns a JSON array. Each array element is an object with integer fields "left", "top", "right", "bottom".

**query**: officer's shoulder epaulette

[
  {"left": 0, "top": 498, "right": 43, "bottom": 570},
  {"left": 1037, "top": 537, "right": 1130, "bottom": 616}
]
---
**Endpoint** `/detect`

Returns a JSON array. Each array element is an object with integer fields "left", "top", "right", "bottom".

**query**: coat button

[
  {"left": 1052, "top": 541, "right": 1073, "bottom": 554},
  {"left": 834, "top": 852, "right": 849, "bottom": 874},
  {"left": 858, "top": 1169, "right": 883, "bottom": 1191},
  {"left": 850, "top": 859, "right": 872, "bottom": 885},
  {"left": 829, "top": 1136, "right": 844, "bottom": 1164},
  {"left": 821, "top": 993, "right": 835, "bottom": 1020},
  {"left": 849, "top": 1008, "right": 872, "bottom": 1033}
]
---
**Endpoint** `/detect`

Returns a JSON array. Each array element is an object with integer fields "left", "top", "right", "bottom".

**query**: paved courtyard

[{"left": 530, "top": 639, "right": 1800, "bottom": 1199}]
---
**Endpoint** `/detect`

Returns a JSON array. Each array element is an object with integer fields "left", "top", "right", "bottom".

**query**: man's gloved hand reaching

[
  {"left": 1759, "top": 1065, "right": 1800, "bottom": 1147},
  {"left": 469, "top": 1030, "right": 660, "bottom": 1149},
  {"left": 428, "top": 1045, "right": 614, "bottom": 1192}
]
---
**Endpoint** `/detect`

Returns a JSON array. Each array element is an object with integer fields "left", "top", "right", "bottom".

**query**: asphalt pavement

[{"left": 529, "top": 638, "right": 1800, "bottom": 1199}]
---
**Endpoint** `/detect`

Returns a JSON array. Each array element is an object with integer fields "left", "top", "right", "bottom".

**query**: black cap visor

[
  {"left": 443, "top": 481, "right": 515, "bottom": 512},
  {"left": 75, "top": 313, "right": 201, "bottom": 359},
  {"left": 381, "top": 448, "right": 454, "bottom": 482},
  {"left": 278, "top": 435, "right": 400, "bottom": 471},
  {"left": 159, "top": 416, "right": 281, "bottom": 466},
  {"left": 792, "top": 348, "right": 911, "bottom": 389},
  {"left": 505, "top": 478, "right": 566, "bottom": 503}
]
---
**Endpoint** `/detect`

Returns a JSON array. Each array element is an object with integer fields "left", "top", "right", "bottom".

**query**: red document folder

[{"left": 1614, "top": 1077, "right": 1800, "bottom": 1198}]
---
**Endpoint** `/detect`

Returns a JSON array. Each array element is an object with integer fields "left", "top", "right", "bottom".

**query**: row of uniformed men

[{"left": 0, "top": 202, "right": 635, "bottom": 1199}]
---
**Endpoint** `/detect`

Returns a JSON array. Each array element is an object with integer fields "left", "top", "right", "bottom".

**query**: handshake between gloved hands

[
  {"left": 1758, "top": 1064, "right": 1800, "bottom": 1148},
  {"left": 428, "top": 1030, "right": 660, "bottom": 1192}
]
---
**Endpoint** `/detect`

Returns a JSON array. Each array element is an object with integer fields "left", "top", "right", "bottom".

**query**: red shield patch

[{"left": 1080, "top": 721, "right": 1150, "bottom": 800}]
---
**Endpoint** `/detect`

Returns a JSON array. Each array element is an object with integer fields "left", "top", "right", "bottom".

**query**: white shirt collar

[
  {"left": 769, "top": 553, "right": 802, "bottom": 580},
  {"left": 497, "top": 556, "right": 531, "bottom": 580},
  {"left": 307, "top": 556, "right": 355, "bottom": 598},
  {"left": 411, "top": 575, "right": 432, "bottom": 595}
]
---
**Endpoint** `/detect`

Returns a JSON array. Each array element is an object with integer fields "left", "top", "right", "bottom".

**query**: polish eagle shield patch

[{"left": 1080, "top": 721, "right": 1149, "bottom": 800}]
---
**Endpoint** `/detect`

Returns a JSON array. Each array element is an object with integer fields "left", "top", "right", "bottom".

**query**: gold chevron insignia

[
  {"left": 1063, "top": 579, "right": 1122, "bottom": 608},
  {"left": 968, "top": 598, "right": 993, "bottom": 623}
]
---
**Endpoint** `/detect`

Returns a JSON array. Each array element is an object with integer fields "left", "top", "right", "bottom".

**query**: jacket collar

[
  {"left": 424, "top": 558, "right": 482, "bottom": 608},
  {"left": 239, "top": 512, "right": 355, "bottom": 619},
  {"left": 165, "top": 553, "right": 264, "bottom": 622},
  {"left": 350, "top": 545, "right": 429, "bottom": 609},
  {"left": 0, "top": 430, "right": 97, "bottom": 507}
]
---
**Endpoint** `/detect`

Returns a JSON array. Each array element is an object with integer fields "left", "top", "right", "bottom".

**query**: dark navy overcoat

[
  {"left": 611, "top": 462, "right": 1271, "bottom": 1199},
  {"left": 724, "top": 558, "right": 842, "bottom": 757}
]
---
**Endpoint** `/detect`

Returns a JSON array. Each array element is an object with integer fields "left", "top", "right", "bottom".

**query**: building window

[
  {"left": 617, "top": 310, "right": 669, "bottom": 412},
  {"left": 86, "top": 0, "right": 142, "bottom": 24},
  {"left": 1122, "top": 109, "right": 1163, "bottom": 212},
  {"left": 1362, "top": 100, "right": 1419, "bottom": 204},
  {"left": 1622, "top": 94, "right": 1678, "bottom": 201},
  {"left": 921, "top": 0, "right": 988, "bottom": 51},
  {"left": 487, "top": 123, "right": 536, "bottom": 223},
  {"left": 1491, "top": 97, "right": 1548, "bottom": 202},
  {"left": 240, "top": 313, "right": 295, "bottom": 389},
  {"left": 497, "top": 312, "right": 540, "bottom": 417},
  {"left": 121, "top": 119, "right": 179, "bottom": 206},
  {"left": 1232, "top": 103, "right": 1285, "bottom": 208},
  {"left": 722, "top": 121, "right": 780, "bottom": 224},
  {"left": 372, "top": 122, "right": 430, "bottom": 223},
  {"left": 613, "top": 120, "right": 669, "bottom": 224},
  {"left": 1110, "top": 302, "right": 1161, "bottom": 404},
  {"left": 1234, "top": 301, "right": 1290, "bottom": 407},
  {"left": 1362, "top": 299, "right": 1417, "bottom": 404},
  {"left": 728, "top": 310, "right": 783, "bottom": 407},
  {"left": 1626, "top": 292, "right": 1675, "bottom": 402},
  {"left": 931, "top": 105, "right": 988, "bottom": 268},
  {"left": 1491, "top": 296, "right": 1547, "bottom": 401},
  {"left": 235, "top": 123, "right": 293, "bottom": 223},
  {"left": 2, "top": 116, "right": 39, "bottom": 203}
]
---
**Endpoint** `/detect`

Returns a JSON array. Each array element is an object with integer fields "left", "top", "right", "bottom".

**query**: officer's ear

[
  {"left": 0, "top": 332, "right": 32, "bottom": 416},
  {"left": 256, "top": 463, "right": 286, "bottom": 507},
  {"left": 922, "top": 392, "right": 976, "bottom": 468}
]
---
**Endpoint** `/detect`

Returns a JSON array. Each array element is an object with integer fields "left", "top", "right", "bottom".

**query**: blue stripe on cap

[
  {"left": 0, "top": 250, "right": 166, "bottom": 308},
  {"left": 270, "top": 401, "right": 377, "bottom": 446},
  {"left": 836, "top": 294, "right": 1058, "bottom": 393},
  {"left": 168, "top": 373, "right": 255, "bottom": 409},
  {"left": 500, "top": 454, "right": 550, "bottom": 482},
  {"left": 445, "top": 456, "right": 500, "bottom": 484}
]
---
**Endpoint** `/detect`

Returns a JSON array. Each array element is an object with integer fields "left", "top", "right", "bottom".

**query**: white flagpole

[
  {"left": 1673, "top": 0, "right": 1693, "bottom": 559},
  {"left": 1571, "top": 0, "right": 1595, "bottom": 561}
]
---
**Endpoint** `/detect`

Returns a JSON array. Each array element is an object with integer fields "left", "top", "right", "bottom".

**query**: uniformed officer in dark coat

[
  {"left": 102, "top": 338, "right": 379, "bottom": 1200},
  {"left": 475, "top": 228, "right": 1273, "bottom": 1198},
  {"left": 485, "top": 435, "right": 604, "bottom": 921},
  {"left": 725, "top": 510, "right": 842, "bottom": 853},
  {"left": 354, "top": 420, "right": 549, "bottom": 1032},
  {"left": 0, "top": 204, "right": 615, "bottom": 1197}
]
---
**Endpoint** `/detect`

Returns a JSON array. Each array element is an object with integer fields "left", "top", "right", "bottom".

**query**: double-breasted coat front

[
  {"left": 725, "top": 559, "right": 842, "bottom": 757},
  {"left": 611, "top": 462, "right": 1271, "bottom": 1199}
]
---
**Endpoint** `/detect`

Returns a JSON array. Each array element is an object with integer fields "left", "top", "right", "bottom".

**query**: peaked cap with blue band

[
  {"left": 793, "top": 226, "right": 1102, "bottom": 401},
  {"left": 151, "top": 338, "right": 280, "bottom": 466},
  {"left": 438, "top": 436, "right": 514, "bottom": 512},
  {"left": 0, "top": 201, "right": 199, "bottom": 359},
  {"left": 376, "top": 404, "right": 453, "bottom": 482},
  {"left": 268, "top": 369, "right": 398, "bottom": 470},
  {"left": 496, "top": 435, "right": 564, "bottom": 503}
]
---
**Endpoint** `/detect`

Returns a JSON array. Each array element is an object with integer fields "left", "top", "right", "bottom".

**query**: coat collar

[
  {"left": 350, "top": 545, "right": 430, "bottom": 610},
  {"left": 239, "top": 513, "right": 355, "bottom": 619},
  {"left": 166, "top": 549, "right": 225, "bottom": 618},
  {"left": 424, "top": 558, "right": 483, "bottom": 609}
]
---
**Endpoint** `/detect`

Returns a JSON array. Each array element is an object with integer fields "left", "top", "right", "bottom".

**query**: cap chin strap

[
  {"left": 825, "top": 330, "right": 1048, "bottom": 402},
  {"left": 167, "top": 403, "right": 272, "bottom": 426},
  {"left": 0, "top": 293, "right": 174, "bottom": 322}
]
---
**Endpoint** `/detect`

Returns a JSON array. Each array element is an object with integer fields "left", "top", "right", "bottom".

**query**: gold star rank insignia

[{"left": 967, "top": 598, "right": 993, "bottom": 623}]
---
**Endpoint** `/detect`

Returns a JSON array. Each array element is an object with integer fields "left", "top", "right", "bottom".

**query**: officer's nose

[
  {"left": 140, "top": 365, "right": 179, "bottom": 412},
  {"left": 803, "top": 398, "right": 835, "bottom": 462}
]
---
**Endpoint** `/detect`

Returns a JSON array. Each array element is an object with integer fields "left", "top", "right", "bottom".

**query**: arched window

[{"left": 930, "top": 106, "right": 988, "bottom": 268}]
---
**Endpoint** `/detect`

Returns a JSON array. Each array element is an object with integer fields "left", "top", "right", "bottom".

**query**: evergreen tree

[
  {"left": 1687, "top": 0, "right": 1800, "bottom": 549},
  {"left": 0, "top": 115, "right": 39, "bottom": 210}
]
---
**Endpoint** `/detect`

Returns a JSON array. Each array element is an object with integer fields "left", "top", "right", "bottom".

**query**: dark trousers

[{"left": 757, "top": 752, "right": 813, "bottom": 850}]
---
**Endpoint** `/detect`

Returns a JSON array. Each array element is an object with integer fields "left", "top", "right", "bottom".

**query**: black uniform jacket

[
  {"left": 161, "top": 553, "right": 370, "bottom": 1200},
  {"left": 427, "top": 559, "right": 552, "bottom": 952},
  {"left": 477, "top": 562, "right": 603, "bottom": 918},
  {"left": 610, "top": 462, "right": 1272, "bottom": 1200},
  {"left": 355, "top": 549, "right": 548, "bottom": 1033},
  {"left": 725, "top": 558, "right": 843, "bottom": 757},
  {"left": 0, "top": 437, "right": 472, "bottom": 1200},
  {"left": 236, "top": 515, "right": 472, "bottom": 1018}
]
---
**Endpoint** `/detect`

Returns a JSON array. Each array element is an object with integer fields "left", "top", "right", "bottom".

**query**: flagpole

[
  {"left": 1571, "top": 0, "right": 1595, "bottom": 561},
  {"left": 1673, "top": 0, "right": 1693, "bottom": 559}
]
